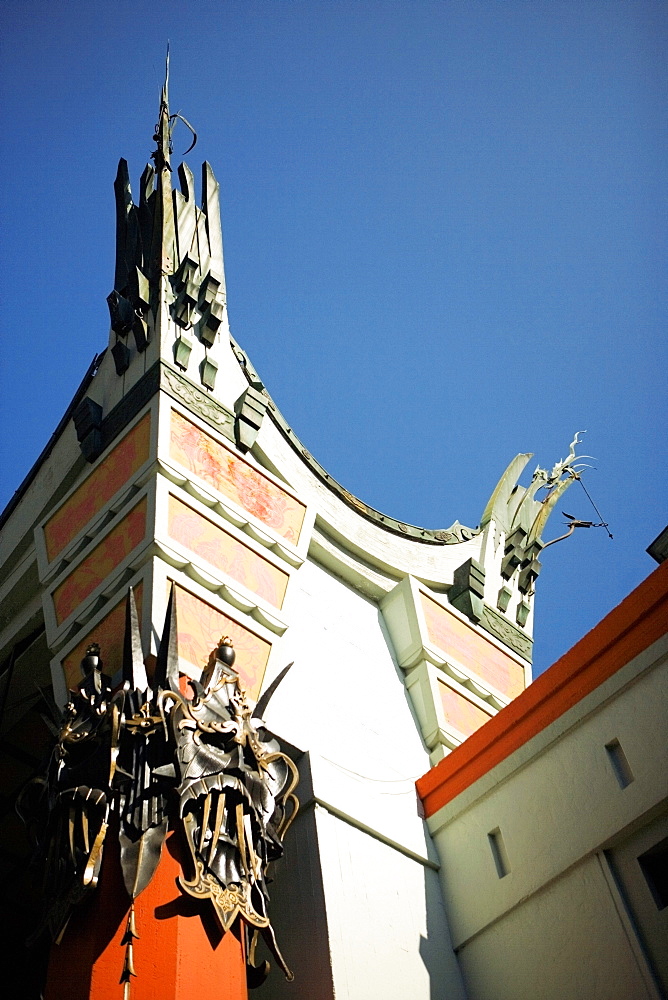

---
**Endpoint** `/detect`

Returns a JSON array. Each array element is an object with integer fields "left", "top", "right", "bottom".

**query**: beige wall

[
  {"left": 457, "top": 852, "right": 657, "bottom": 1000},
  {"left": 427, "top": 634, "right": 668, "bottom": 1000}
]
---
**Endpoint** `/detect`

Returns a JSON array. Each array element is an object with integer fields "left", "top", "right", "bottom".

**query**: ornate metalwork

[
  {"left": 19, "top": 586, "right": 298, "bottom": 990},
  {"left": 160, "top": 638, "right": 298, "bottom": 981},
  {"left": 18, "top": 587, "right": 177, "bottom": 988},
  {"left": 18, "top": 641, "right": 116, "bottom": 944}
]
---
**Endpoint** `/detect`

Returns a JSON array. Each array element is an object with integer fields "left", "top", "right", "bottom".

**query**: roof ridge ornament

[
  {"left": 151, "top": 44, "right": 172, "bottom": 172},
  {"left": 107, "top": 57, "right": 226, "bottom": 388},
  {"left": 151, "top": 45, "right": 197, "bottom": 174}
]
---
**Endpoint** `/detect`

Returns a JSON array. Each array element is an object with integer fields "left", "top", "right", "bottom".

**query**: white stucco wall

[
  {"left": 427, "top": 633, "right": 668, "bottom": 1000},
  {"left": 258, "top": 556, "right": 466, "bottom": 999},
  {"left": 456, "top": 852, "right": 657, "bottom": 1000}
]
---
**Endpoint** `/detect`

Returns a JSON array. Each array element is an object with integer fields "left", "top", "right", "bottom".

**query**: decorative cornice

[
  {"left": 480, "top": 604, "right": 532, "bottom": 662},
  {"left": 157, "top": 459, "right": 304, "bottom": 568},
  {"left": 153, "top": 538, "right": 288, "bottom": 635},
  {"left": 97, "top": 362, "right": 236, "bottom": 459},
  {"left": 160, "top": 365, "right": 234, "bottom": 439},
  {"left": 414, "top": 650, "right": 508, "bottom": 712},
  {"left": 447, "top": 557, "right": 485, "bottom": 623}
]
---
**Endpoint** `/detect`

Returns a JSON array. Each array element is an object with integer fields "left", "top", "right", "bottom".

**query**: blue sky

[{"left": 1, "top": 0, "right": 666, "bottom": 675}]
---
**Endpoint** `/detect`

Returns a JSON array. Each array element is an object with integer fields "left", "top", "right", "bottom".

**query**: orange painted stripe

[{"left": 417, "top": 559, "right": 668, "bottom": 819}]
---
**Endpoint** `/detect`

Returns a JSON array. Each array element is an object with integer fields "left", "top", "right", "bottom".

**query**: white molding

[
  {"left": 151, "top": 532, "right": 289, "bottom": 636},
  {"left": 156, "top": 454, "right": 310, "bottom": 569}
]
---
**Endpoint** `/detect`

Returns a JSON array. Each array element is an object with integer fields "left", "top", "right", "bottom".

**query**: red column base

[{"left": 44, "top": 829, "right": 247, "bottom": 1000}]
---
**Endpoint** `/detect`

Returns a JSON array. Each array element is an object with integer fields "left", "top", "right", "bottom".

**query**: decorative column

[{"left": 44, "top": 828, "right": 247, "bottom": 1000}]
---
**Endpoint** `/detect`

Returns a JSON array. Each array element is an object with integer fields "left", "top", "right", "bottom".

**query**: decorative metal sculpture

[
  {"left": 18, "top": 585, "right": 298, "bottom": 991},
  {"left": 18, "top": 641, "right": 116, "bottom": 945},
  {"left": 161, "top": 640, "right": 298, "bottom": 981}
]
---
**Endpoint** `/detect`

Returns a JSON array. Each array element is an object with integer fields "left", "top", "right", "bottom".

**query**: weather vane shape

[{"left": 152, "top": 44, "right": 197, "bottom": 173}]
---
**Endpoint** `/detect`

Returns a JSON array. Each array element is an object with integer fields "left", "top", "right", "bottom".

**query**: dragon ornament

[{"left": 18, "top": 585, "right": 298, "bottom": 992}]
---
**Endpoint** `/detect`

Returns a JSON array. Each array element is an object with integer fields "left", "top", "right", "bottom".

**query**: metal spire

[
  {"left": 149, "top": 44, "right": 176, "bottom": 280},
  {"left": 152, "top": 45, "right": 172, "bottom": 173}
]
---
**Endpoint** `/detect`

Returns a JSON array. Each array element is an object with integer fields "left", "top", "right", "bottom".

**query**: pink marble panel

[
  {"left": 421, "top": 592, "right": 525, "bottom": 699},
  {"left": 169, "top": 410, "right": 305, "bottom": 544},
  {"left": 438, "top": 680, "right": 493, "bottom": 738},
  {"left": 45, "top": 413, "right": 151, "bottom": 561},
  {"left": 53, "top": 498, "right": 147, "bottom": 625},
  {"left": 168, "top": 495, "right": 288, "bottom": 609},
  {"left": 174, "top": 584, "right": 271, "bottom": 700}
]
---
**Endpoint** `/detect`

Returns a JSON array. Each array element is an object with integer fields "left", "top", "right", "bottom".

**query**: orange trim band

[{"left": 417, "top": 560, "right": 668, "bottom": 819}]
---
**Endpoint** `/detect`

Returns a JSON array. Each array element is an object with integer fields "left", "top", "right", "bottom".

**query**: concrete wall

[
  {"left": 456, "top": 852, "right": 656, "bottom": 1000},
  {"left": 259, "top": 556, "right": 467, "bottom": 999},
  {"left": 427, "top": 633, "right": 668, "bottom": 1000}
]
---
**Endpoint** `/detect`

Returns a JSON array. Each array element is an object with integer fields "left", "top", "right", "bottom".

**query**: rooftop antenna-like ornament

[
  {"left": 151, "top": 44, "right": 198, "bottom": 173},
  {"left": 539, "top": 431, "right": 613, "bottom": 548},
  {"left": 152, "top": 44, "right": 172, "bottom": 173}
]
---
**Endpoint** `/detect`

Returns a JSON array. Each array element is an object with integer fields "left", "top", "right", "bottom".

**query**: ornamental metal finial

[
  {"left": 151, "top": 46, "right": 197, "bottom": 172},
  {"left": 152, "top": 45, "right": 172, "bottom": 172}
]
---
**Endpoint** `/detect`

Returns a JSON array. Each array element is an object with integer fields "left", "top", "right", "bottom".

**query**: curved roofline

[
  {"left": 0, "top": 338, "right": 479, "bottom": 548},
  {"left": 230, "top": 336, "right": 479, "bottom": 547}
]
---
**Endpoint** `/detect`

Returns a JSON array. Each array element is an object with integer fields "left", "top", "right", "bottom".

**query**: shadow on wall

[
  {"left": 254, "top": 748, "right": 336, "bottom": 1000},
  {"left": 379, "top": 606, "right": 468, "bottom": 998},
  {"left": 419, "top": 858, "right": 468, "bottom": 1000}
]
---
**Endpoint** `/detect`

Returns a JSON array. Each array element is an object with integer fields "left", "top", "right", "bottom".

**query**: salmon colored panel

[
  {"left": 439, "top": 680, "right": 493, "bottom": 738},
  {"left": 53, "top": 497, "right": 147, "bottom": 625},
  {"left": 174, "top": 584, "right": 271, "bottom": 700},
  {"left": 61, "top": 584, "right": 143, "bottom": 690},
  {"left": 44, "top": 413, "right": 151, "bottom": 562},
  {"left": 421, "top": 593, "right": 525, "bottom": 698},
  {"left": 168, "top": 495, "right": 288, "bottom": 609},
  {"left": 169, "top": 409, "right": 305, "bottom": 544}
]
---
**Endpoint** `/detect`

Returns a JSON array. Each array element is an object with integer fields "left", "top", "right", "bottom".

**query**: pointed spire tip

[{"left": 152, "top": 43, "right": 172, "bottom": 171}]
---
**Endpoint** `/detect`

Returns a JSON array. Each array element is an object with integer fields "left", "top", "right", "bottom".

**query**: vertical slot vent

[
  {"left": 638, "top": 837, "right": 668, "bottom": 911},
  {"left": 488, "top": 828, "right": 510, "bottom": 878},
  {"left": 605, "top": 739, "right": 634, "bottom": 789}
]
